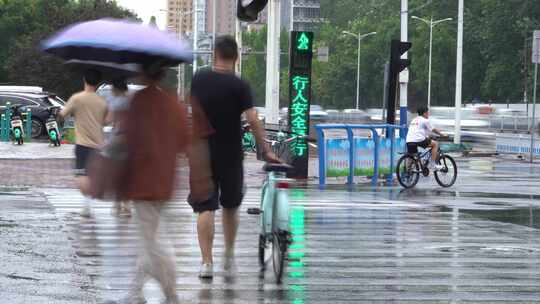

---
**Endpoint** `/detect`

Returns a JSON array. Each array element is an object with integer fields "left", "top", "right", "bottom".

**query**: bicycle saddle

[{"left": 263, "top": 163, "right": 293, "bottom": 173}]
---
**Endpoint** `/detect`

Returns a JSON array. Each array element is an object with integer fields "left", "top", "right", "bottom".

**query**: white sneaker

[
  {"left": 199, "top": 263, "right": 213, "bottom": 279},
  {"left": 161, "top": 296, "right": 180, "bottom": 304},
  {"left": 80, "top": 206, "right": 93, "bottom": 218},
  {"left": 105, "top": 293, "right": 146, "bottom": 304},
  {"left": 223, "top": 253, "right": 237, "bottom": 279},
  {"left": 429, "top": 162, "right": 444, "bottom": 171}
]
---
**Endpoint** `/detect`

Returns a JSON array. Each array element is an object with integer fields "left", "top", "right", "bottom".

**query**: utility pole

[
  {"left": 212, "top": 0, "right": 216, "bottom": 49},
  {"left": 525, "top": 36, "right": 530, "bottom": 120},
  {"left": 192, "top": 0, "right": 199, "bottom": 74},
  {"left": 454, "top": 0, "right": 464, "bottom": 144},
  {"left": 399, "top": 0, "right": 409, "bottom": 129},
  {"left": 265, "top": 0, "right": 281, "bottom": 125},
  {"left": 178, "top": 18, "right": 184, "bottom": 98},
  {"left": 235, "top": 19, "right": 243, "bottom": 76},
  {"left": 530, "top": 30, "right": 540, "bottom": 162}
]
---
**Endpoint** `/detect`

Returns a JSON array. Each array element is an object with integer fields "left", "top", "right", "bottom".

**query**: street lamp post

[
  {"left": 412, "top": 16, "right": 452, "bottom": 109},
  {"left": 342, "top": 31, "right": 377, "bottom": 110}
]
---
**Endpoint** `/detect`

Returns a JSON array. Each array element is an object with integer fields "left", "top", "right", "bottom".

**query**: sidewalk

[
  {"left": 0, "top": 142, "right": 74, "bottom": 159},
  {"left": 0, "top": 190, "right": 96, "bottom": 303}
]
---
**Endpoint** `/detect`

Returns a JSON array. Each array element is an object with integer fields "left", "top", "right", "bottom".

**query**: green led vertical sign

[{"left": 288, "top": 31, "right": 314, "bottom": 179}]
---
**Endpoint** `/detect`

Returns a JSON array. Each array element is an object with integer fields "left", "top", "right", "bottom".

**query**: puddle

[
  {"left": 3, "top": 273, "right": 40, "bottom": 281},
  {"left": 0, "top": 218, "right": 18, "bottom": 228},
  {"left": 457, "top": 191, "right": 540, "bottom": 200},
  {"left": 429, "top": 245, "right": 539, "bottom": 255},
  {"left": 462, "top": 207, "right": 540, "bottom": 229},
  {"left": 0, "top": 186, "right": 30, "bottom": 192},
  {"left": 473, "top": 201, "right": 512, "bottom": 207},
  {"left": 439, "top": 206, "right": 540, "bottom": 230}
]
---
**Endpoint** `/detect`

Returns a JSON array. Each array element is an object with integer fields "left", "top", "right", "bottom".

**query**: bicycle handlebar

[{"left": 264, "top": 135, "right": 316, "bottom": 145}]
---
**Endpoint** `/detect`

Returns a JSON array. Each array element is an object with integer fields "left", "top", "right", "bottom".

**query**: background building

[
  {"left": 167, "top": 0, "right": 237, "bottom": 37},
  {"left": 207, "top": 0, "right": 237, "bottom": 36},
  {"left": 166, "top": 0, "right": 193, "bottom": 36},
  {"left": 166, "top": 0, "right": 321, "bottom": 37},
  {"left": 252, "top": 0, "right": 321, "bottom": 32},
  {"left": 289, "top": 0, "right": 321, "bottom": 31}
]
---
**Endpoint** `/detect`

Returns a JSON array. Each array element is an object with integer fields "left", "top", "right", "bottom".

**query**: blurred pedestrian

[
  {"left": 116, "top": 64, "right": 189, "bottom": 304},
  {"left": 189, "top": 35, "right": 278, "bottom": 279},
  {"left": 60, "top": 69, "right": 109, "bottom": 218},
  {"left": 105, "top": 78, "right": 132, "bottom": 217}
]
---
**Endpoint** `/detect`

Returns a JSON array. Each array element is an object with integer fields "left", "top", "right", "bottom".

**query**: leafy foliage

[
  {"left": 242, "top": 0, "right": 540, "bottom": 110},
  {"left": 0, "top": 0, "right": 136, "bottom": 98}
]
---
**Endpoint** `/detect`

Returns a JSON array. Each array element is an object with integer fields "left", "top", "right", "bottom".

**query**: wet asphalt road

[
  {"left": 2, "top": 156, "right": 540, "bottom": 303},
  {"left": 0, "top": 191, "right": 94, "bottom": 303}
]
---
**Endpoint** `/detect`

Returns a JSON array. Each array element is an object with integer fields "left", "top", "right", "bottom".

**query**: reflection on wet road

[{"left": 44, "top": 172, "right": 540, "bottom": 303}]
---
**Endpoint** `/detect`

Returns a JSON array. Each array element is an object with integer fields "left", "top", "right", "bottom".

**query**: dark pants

[{"left": 75, "top": 145, "right": 97, "bottom": 176}]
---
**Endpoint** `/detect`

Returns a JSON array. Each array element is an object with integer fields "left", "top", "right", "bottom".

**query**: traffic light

[
  {"left": 385, "top": 39, "right": 412, "bottom": 125},
  {"left": 237, "top": 0, "right": 268, "bottom": 22},
  {"left": 391, "top": 40, "right": 411, "bottom": 73}
]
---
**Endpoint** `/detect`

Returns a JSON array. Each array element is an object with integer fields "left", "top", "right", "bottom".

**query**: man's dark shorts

[
  {"left": 74, "top": 144, "right": 97, "bottom": 176},
  {"left": 406, "top": 138, "right": 431, "bottom": 154},
  {"left": 188, "top": 162, "right": 245, "bottom": 213}
]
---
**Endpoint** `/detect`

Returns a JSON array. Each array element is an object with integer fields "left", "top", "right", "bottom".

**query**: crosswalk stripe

[{"left": 42, "top": 187, "right": 540, "bottom": 303}]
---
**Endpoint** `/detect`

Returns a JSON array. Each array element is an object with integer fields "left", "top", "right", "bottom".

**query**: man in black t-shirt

[{"left": 189, "top": 36, "right": 278, "bottom": 279}]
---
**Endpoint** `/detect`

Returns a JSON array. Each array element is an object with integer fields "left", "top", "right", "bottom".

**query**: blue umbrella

[{"left": 42, "top": 18, "right": 193, "bottom": 66}]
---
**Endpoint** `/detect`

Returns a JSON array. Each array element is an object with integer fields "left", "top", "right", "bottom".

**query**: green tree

[
  {"left": 0, "top": 0, "right": 136, "bottom": 98},
  {"left": 241, "top": 26, "right": 289, "bottom": 107},
  {"left": 313, "top": 0, "right": 540, "bottom": 109}
]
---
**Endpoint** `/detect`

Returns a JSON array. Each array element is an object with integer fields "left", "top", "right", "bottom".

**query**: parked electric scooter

[
  {"left": 242, "top": 122, "right": 256, "bottom": 153},
  {"left": 9, "top": 104, "right": 25, "bottom": 145},
  {"left": 45, "top": 106, "right": 62, "bottom": 146}
]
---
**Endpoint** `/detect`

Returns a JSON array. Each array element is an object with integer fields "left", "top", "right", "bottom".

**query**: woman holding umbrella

[{"left": 115, "top": 63, "right": 188, "bottom": 304}]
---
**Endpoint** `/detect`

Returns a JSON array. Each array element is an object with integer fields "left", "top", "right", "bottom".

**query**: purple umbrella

[{"left": 42, "top": 18, "right": 193, "bottom": 66}]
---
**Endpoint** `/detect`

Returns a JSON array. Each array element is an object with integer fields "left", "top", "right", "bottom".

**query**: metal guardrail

[
  {"left": 488, "top": 115, "right": 538, "bottom": 133},
  {"left": 315, "top": 123, "right": 407, "bottom": 187}
]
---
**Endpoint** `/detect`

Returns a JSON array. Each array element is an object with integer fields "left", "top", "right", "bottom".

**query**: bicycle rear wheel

[
  {"left": 434, "top": 154, "right": 458, "bottom": 187},
  {"left": 271, "top": 192, "right": 288, "bottom": 284},
  {"left": 272, "top": 231, "right": 286, "bottom": 284},
  {"left": 258, "top": 234, "right": 266, "bottom": 269},
  {"left": 396, "top": 154, "right": 420, "bottom": 188}
]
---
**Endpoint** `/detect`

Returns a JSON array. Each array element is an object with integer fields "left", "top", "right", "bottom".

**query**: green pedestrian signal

[{"left": 297, "top": 32, "right": 311, "bottom": 51}]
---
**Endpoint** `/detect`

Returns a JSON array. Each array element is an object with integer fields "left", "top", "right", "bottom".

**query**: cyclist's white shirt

[{"left": 406, "top": 116, "right": 433, "bottom": 143}]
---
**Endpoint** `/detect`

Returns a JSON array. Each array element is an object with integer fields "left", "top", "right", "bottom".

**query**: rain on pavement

[{"left": 2, "top": 156, "right": 540, "bottom": 303}]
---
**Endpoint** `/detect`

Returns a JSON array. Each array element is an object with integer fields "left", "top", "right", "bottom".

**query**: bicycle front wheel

[
  {"left": 434, "top": 154, "right": 458, "bottom": 187},
  {"left": 396, "top": 154, "right": 420, "bottom": 188}
]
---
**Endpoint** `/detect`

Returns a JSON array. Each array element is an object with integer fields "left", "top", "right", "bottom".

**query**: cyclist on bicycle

[{"left": 406, "top": 106, "right": 445, "bottom": 171}]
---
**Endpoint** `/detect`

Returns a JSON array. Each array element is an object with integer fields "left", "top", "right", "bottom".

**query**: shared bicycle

[
  {"left": 396, "top": 146, "right": 458, "bottom": 188},
  {"left": 247, "top": 132, "right": 313, "bottom": 284}
]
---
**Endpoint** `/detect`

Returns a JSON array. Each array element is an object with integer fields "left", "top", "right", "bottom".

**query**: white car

[{"left": 429, "top": 107, "right": 490, "bottom": 132}]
